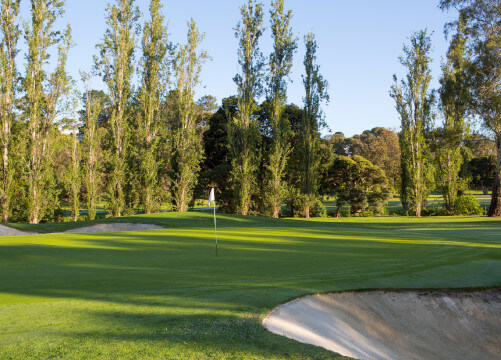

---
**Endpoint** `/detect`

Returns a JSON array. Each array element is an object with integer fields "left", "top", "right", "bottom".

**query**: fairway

[{"left": 1, "top": 213, "right": 500, "bottom": 359}]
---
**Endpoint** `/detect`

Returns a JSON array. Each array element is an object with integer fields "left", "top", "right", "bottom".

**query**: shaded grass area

[
  {"left": 52, "top": 199, "right": 214, "bottom": 222},
  {"left": 323, "top": 191, "right": 492, "bottom": 214},
  {"left": 1, "top": 213, "right": 500, "bottom": 359}
]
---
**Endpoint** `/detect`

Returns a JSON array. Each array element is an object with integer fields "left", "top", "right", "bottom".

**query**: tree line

[
  {"left": 0, "top": 0, "right": 499, "bottom": 224},
  {"left": 390, "top": 0, "right": 500, "bottom": 217},
  {"left": 0, "top": 0, "right": 330, "bottom": 223}
]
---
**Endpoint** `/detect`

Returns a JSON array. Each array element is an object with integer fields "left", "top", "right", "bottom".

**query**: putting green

[{"left": 1, "top": 213, "right": 500, "bottom": 359}]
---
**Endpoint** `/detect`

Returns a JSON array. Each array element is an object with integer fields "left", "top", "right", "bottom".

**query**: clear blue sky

[{"left": 20, "top": 0, "right": 458, "bottom": 137}]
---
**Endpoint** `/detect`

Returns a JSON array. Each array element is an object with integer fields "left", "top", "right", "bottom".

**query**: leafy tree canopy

[{"left": 324, "top": 155, "right": 391, "bottom": 215}]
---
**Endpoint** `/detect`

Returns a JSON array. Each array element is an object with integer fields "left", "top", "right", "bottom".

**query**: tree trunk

[
  {"left": 30, "top": 212, "right": 38, "bottom": 225},
  {"left": 72, "top": 132, "right": 79, "bottom": 222},
  {"left": 2, "top": 141, "right": 8, "bottom": 222},
  {"left": 271, "top": 175, "right": 280, "bottom": 218},
  {"left": 415, "top": 202, "right": 422, "bottom": 217},
  {"left": 89, "top": 186, "right": 95, "bottom": 220},
  {"left": 488, "top": 136, "right": 501, "bottom": 217},
  {"left": 29, "top": 128, "right": 40, "bottom": 225},
  {"left": 303, "top": 203, "right": 310, "bottom": 219},
  {"left": 241, "top": 201, "right": 249, "bottom": 216},
  {"left": 145, "top": 190, "right": 151, "bottom": 215},
  {"left": 272, "top": 205, "right": 279, "bottom": 219},
  {"left": 176, "top": 183, "right": 188, "bottom": 212}
]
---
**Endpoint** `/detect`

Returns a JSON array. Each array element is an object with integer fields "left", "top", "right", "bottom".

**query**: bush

[
  {"left": 311, "top": 200, "right": 327, "bottom": 218},
  {"left": 387, "top": 208, "right": 406, "bottom": 216},
  {"left": 95, "top": 212, "right": 107, "bottom": 220},
  {"left": 357, "top": 210, "right": 374, "bottom": 217},
  {"left": 47, "top": 208, "right": 65, "bottom": 222},
  {"left": 421, "top": 207, "right": 449, "bottom": 216},
  {"left": 453, "top": 195, "right": 484, "bottom": 215}
]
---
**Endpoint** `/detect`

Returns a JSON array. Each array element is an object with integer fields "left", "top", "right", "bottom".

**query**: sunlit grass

[{"left": 1, "top": 212, "right": 500, "bottom": 359}]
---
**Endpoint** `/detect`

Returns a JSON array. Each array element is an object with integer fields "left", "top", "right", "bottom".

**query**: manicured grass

[
  {"left": 1, "top": 213, "right": 500, "bottom": 359},
  {"left": 323, "top": 191, "right": 492, "bottom": 213},
  {"left": 53, "top": 199, "right": 212, "bottom": 220}
]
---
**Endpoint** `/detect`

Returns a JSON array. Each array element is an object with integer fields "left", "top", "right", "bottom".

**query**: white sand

[
  {"left": 0, "top": 223, "right": 163, "bottom": 236},
  {"left": 64, "top": 223, "right": 163, "bottom": 233},
  {"left": 0, "top": 224, "right": 37, "bottom": 236},
  {"left": 263, "top": 289, "right": 501, "bottom": 360}
]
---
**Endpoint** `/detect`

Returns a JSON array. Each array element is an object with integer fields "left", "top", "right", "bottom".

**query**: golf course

[{"left": 1, "top": 212, "right": 500, "bottom": 359}]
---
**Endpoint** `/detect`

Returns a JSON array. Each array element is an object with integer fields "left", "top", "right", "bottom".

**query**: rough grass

[{"left": 1, "top": 213, "right": 500, "bottom": 359}]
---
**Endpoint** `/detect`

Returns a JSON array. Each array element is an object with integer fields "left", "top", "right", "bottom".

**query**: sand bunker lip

[
  {"left": 263, "top": 289, "right": 501, "bottom": 360},
  {"left": 63, "top": 223, "right": 163, "bottom": 233},
  {"left": 0, "top": 223, "right": 163, "bottom": 236}
]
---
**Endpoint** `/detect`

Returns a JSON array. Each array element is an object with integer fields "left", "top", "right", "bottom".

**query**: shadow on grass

[
  {"left": 57, "top": 309, "right": 349, "bottom": 360},
  {"left": 6, "top": 211, "right": 501, "bottom": 234},
  {"left": 1, "top": 223, "right": 500, "bottom": 307},
  {"left": 1, "top": 217, "right": 500, "bottom": 359}
]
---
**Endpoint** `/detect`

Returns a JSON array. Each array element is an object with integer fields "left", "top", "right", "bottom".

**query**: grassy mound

[{"left": 1, "top": 213, "right": 500, "bottom": 359}]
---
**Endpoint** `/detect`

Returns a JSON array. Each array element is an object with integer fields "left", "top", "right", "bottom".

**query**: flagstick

[{"left": 213, "top": 202, "right": 218, "bottom": 257}]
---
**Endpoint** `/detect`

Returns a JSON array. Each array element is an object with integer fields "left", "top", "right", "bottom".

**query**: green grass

[
  {"left": 1, "top": 213, "right": 500, "bottom": 359},
  {"left": 323, "top": 190, "right": 492, "bottom": 213},
  {"left": 55, "top": 198, "right": 212, "bottom": 218}
]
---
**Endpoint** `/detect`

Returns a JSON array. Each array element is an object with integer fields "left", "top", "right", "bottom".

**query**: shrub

[
  {"left": 421, "top": 207, "right": 449, "bottom": 216},
  {"left": 357, "top": 210, "right": 374, "bottom": 217},
  {"left": 387, "top": 208, "right": 406, "bottom": 216},
  {"left": 311, "top": 200, "right": 327, "bottom": 218},
  {"left": 453, "top": 195, "right": 484, "bottom": 215}
]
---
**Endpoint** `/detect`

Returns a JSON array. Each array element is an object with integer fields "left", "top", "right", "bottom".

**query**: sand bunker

[
  {"left": 63, "top": 223, "right": 163, "bottom": 233},
  {"left": 0, "top": 224, "right": 37, "bottom": 236},
  {"left": 0, "top": 223, "right": 163, "bottom": 236},
  {"left": 264, "top": 289, "right": 501, "bottom": 360}
]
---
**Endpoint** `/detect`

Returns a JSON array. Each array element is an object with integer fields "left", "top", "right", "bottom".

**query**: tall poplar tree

[
  {"left": 64, "top": 117, "right": 80, "bottom": 222},
  {"left": 95, "top": 0, "right": 139, "bottom": 217},
  {"left": 435, "top": 16, "right": 470, "bottom": 214},
  {"left": 230, "top": 0, "right": 265, "bottom": 215},
  {"left": 60, "top": 89, "right": 82, "bottom": 222},
  {"left": 298, "top": 32, "right": 329, "bottom": 218},
  {"left": 0, "top": 0, "right": 20, "bottom": 222},
  {"left": 138, "top": 0, "right": 169, "bottom": 214},
  {"left": 390, "top": 30, "right": 435, "bottom": 217},
  {"left": 172, "top": 19, "right": 208, "bottom": 212},
  {"left": 440, "top": 0, "right": 500, "bottom": 216},
  {"left": 265, "top": 0, "right": 297, "bottom": 218},
  {"left": 24, "top": 0, "right": 72, "bottom": 224},
  {"left": 81, "top": 73, "right": 103, "bottom": 220}
]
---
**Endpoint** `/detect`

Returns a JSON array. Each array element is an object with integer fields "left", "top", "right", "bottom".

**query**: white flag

[{"left": 208, "top": 188, "right": 215, "bottom": 206}]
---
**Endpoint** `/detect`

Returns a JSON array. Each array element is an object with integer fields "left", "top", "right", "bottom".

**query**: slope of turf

[{"left": 1, "top": 213, "right": 500, "bottom": 359}]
